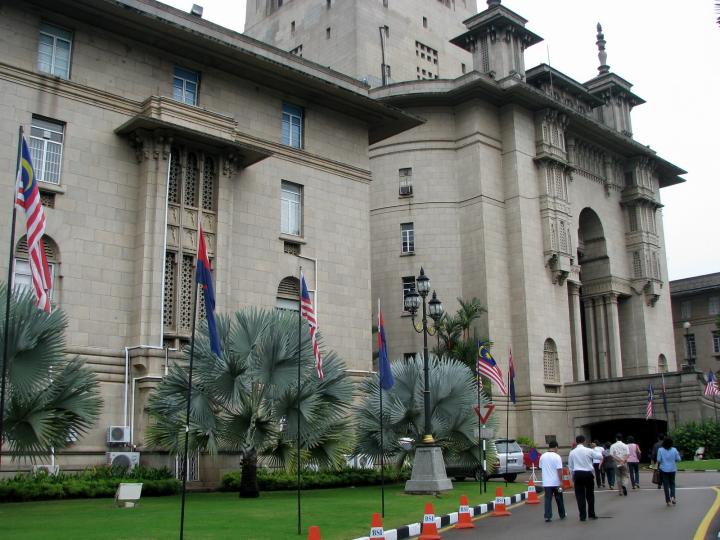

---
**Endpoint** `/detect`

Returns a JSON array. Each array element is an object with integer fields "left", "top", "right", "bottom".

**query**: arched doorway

[{"left": 587, "top": 418, "right": 668, "bottom": 462}]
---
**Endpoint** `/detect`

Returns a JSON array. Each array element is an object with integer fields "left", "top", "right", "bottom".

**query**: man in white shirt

[
  {"left": 568, "top": 434, "right": 597, "bottom": 521},
  {"left": 609, "top": 433, "right": 630, "bottom": 496},
  {"left": 539, "top": 440, "right": 566, "bottom": 522}
]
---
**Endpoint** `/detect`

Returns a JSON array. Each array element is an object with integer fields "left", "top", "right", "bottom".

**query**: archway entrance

[{"left": 587, "top": 418, "right": 668, "bottom": 462}]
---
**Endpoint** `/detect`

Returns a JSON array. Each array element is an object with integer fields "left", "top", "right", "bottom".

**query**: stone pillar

[
  {"left": 595, "top": 298, "right": 608, "bottom": 379},
  {"left": 605, "top": 293, "right": 623, "bottom": 378},
  {"left": 568, "top": 283, "right": 585, "bottom": 381},
  {"left": 583, "top": 298, "right": 597, "bottom": 380}
]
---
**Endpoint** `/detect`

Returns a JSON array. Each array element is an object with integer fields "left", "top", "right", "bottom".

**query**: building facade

[
  {"left": 0, "top": 0, "right": 418, "bottom": 478},
  {"left": 248, "top": 0, "right": 711, "bottom": 450},
  {"left": 670, "top": 273, "right": 720, "bottom": 376}
]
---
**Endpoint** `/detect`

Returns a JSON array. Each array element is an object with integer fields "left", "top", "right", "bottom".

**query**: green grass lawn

[
  {"left": 677, "top": 459, "right": 720, "bottom": 471},
  {"left": 0, "top": 480, "right": 527, "bottom": 540}
]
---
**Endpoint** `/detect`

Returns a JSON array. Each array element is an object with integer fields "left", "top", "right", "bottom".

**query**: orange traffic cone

[
  {"left": 419, "top": 502, "right": 442, "bottom": 540},
  {"left": 455, "top": 494, "right": 474, "bottom": 529},
  {"left": 526, "top": 479, "right": 540, "bottom": 505},
  {"left": 369, "top": 513, "right": 385, "bottom": 539},
  {"left": 562, "top": 467, "right": 572, "bottom": 490},
  {"left": 492, "top": 487, "right": 511, "bottom": 517},
  {"left": 307, "top": 525, "right": 321, "bottom": 540}
]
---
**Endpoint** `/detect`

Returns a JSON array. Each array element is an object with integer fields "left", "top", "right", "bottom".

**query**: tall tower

[{"left": 244, "top": 0, "right": 477, "bottom": 86}]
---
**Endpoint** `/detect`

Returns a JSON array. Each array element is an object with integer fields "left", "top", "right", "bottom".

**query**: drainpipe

[{"left": 297, "top": 255, "right": 318, "bottom": 318}]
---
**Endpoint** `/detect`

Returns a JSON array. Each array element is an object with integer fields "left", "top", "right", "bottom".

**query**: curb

[{"left": 352, "top": 491, "right": 529, "bottom": 540}]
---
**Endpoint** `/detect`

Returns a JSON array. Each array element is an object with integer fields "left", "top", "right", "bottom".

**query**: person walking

[
  {"left": 602, "top": 441, "right": 616, "bottom": 490},
  {"left": 657, "top": 437, "right": 681, "bottom": 506},
  {"left": 609, "top": 433, "right": 630, "bottom": 496},
  {"left": 651, "top": 434, "right": 665, "bottom": 490},
  {"left": 568, "top": 434, "right": 597, "bottom": 521},
  {"left": 539, "top": 440, "right": 566, "bottom": 522},
  {"left": 627, "top": 436, "right": 641, "bottom": 489},
  {"left": 591, "top": 440, "right": 605, "bottom": 488}
]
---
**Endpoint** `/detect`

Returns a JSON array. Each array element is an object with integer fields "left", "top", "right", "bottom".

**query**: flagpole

[
  {"left": 378, "top": 298, "right": 385, "bottom": 517},
  {"left": 505, "top": 362, "right": 509, "bottom": 488},
  {"left": 0, "top": 126, "right": 23, "bottom": 467},
  {"left": 179, "top": 258, "right": 201, "bottom": 540},
  {"left": 661, "top": 372, "right": 669, "bottom": 431},
  {"left": 297, "top": 266, "right": 302, "bottom": 536},
  {"left": 476, "top": 348, "right": 482, "bottom": 495}
]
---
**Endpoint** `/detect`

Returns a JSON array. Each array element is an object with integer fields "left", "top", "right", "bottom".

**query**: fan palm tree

[
  {"left": 0, "top": 284, "right": 102, "bottom": 459},
  {"left": 146, "top": 308, "right": 355, "bottom": 498},
  {"left": 354, "top": 356, "right": 497, "bottom": 474}
]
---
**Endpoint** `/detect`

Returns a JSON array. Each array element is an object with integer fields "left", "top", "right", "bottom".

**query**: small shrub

[{"left": 670, "top": 420, "right": 720, "bottom": 459}]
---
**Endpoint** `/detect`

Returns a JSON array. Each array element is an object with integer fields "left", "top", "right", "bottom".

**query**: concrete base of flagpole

[{"left": 404, "top": 446, "right": 453, "bottom": 494}]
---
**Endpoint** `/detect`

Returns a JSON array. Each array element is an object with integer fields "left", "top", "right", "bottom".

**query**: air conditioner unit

[
  {"left": 107, "top": 425, "right": 130, "bottom": 445},
  {"left": 107, "top": 451, "right": 140, "bottom": 470},
  {"left": 399, "top": 185, "right": 413, "bottom": 196}
]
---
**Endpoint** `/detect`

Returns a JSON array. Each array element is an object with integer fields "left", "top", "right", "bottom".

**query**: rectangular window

[
  {"left": 281, "top": 181, "right": 302, "bottom": 236},
  {"left": 282, "top": 103, "right": 303, "bottom": 148},
  {"left": 709, "top": 296, "right": 720, "bottom": 316},
  {"left": 383, "top": 0, "right": 388, "bottom": 7},
  {"left": 399, "top": 167, "right": 413, "bottom": 196},
  {"left": 326, "top": 27, "right": 331, "bottom": 39},
  {"left": 383, "top": 25, "right": 390, "bottom": 39},
  {"left": 422, "top": 17, "right": 428, "bottom": 28},
  {"left": 628, "top": 206, "right": 638, "bottom": 231},
  {"left": 687, "top": 334, "right": 696, "bottom": 359},
  {"left": 401, "top": 223, "right": 414, "bottom": 254},
  {"left": 37, "top": 22, "right": 72, "bottom": 79},
  {"left": 680, "top": 300, "right": 692, "bottom": 320},
  {"left": 14, "top": 259, "right": 54, "bottom": 300},
  {"left": 402, "top": 276, "right": 416, "bottom": 310},
  {"left": 291, "top": 21, "right": 296, "bottom": 34},
  {"left": 461, "top": 63, "right": 466, "bottom": 74},
  {"left": 327, "top": 0, "right": 332, "bottom": 8},
  {"left": 29, "top": 116, "right": 64, "bottom": 185},
  {"left": 713, "top": 332, "right": 720, "bottom": 354},
  {"left": 173, "top": 67, "right": 199, "bottom": 106}
]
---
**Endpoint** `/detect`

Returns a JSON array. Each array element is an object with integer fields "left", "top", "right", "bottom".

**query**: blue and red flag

[
  {"left": 377, "top": 300, "right": 393, "bottom": 390},
  {"left": 196, "top": 224, "right": 220, "bottom": 356},
  {"left": 508, "top": 347, "right": 516, "bottom": 404}
]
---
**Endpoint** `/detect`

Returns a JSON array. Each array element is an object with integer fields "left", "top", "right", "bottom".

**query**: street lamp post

[
  {"left": 403, "top": 267, "right": 453, "bottom": 494},
  {"left": 683, "top": 321, "right": 693, "bottom": 369}
]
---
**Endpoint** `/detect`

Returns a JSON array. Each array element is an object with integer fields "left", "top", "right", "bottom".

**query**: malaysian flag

[
  {"left": 705, "top": 371, "right": 720, "bottom": 397},
  {"left": 300, "top": 271, "right": 323, "bottom": 380},
  {"left": 477, "top": 344, "right": 507, "bottom": 396},
  {"left": 646, "top": 384, "right": 654, "bottom": 420},
  {"left": 15, "top": 135, "right": 52, "bottom": 313}
]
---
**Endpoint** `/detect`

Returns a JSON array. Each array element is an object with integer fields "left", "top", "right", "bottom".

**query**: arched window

[
  {"left": 658, "top": 354, "right": 667, "bottom": 374},
  {"left": 14, "top": 235, "right": 59, "bottom": 301},
  {"left": 276, "top": 276, "right": 300, "bottom": 312},
  {"left": 543, "top": 338, "right": 560, "bottom": 384}
]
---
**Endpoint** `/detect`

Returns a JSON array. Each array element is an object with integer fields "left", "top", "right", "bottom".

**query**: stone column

[
  {"left": 605, "top": 293, "right": 623, "bottom": 378},
  {"left": 583, "top": 298, "right": 597, "bottom": 380},
  {"left": 568, "top": 283, "right": 585, "bottom": 381},
  {"left": 595, "top": 298, "right": 608, "bottom": 379}
]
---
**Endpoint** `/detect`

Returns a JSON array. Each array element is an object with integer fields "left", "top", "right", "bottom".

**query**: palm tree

[
  {"left": 0, "top": 284, "right": 102, "bottom": 459},
  {"left": 434, "top": 297, "right": 487, "bottom": 369},
  {"left": 354, "top": 356, "right": 498, "bottom": 474},
  {"left": 146, "top": 308, "right": 355, "bottom": 498}
]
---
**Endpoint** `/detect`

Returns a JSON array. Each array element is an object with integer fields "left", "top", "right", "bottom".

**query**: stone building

[
  {"left": 247, "top": 0, "right": 712, "bottom": 451},
  {"left": 670, "top": 273, "right": 720, "bottom": 376},
  {"left": 0, "top": 0, "right": 418, "bottom": 479}
]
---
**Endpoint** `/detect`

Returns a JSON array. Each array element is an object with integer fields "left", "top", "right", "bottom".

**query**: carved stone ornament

[
  {"left": 222, "top": 152, "right": 238, "bottom": 177},
  {"left": 548, "top": 253, "right": 572, "bottom": 286}
]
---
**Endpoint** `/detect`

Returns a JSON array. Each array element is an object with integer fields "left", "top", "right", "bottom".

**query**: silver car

[{"left": 490, "top": 439, "right": 526, "bottom": 482}]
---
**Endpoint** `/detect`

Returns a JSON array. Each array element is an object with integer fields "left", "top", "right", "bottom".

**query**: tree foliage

[
  {"left": 146, "top": 308, "right": 355, "bottom": 497},
  {"left": 434, "top": 297, "right": 486, "bottom": 369},
  {"left": 354, "top": 356, "right": 497, "bottom": 471},
  {"left": 669, "top": 419, "right": 720, "bottom": 459}
]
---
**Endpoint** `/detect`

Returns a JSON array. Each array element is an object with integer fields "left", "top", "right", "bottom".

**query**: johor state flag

[
  {"left": 377, "top": 301, "right": 393, "bottom": 390},
  {"left": 196, "top": 224, "right": 220, "bottom": 356},
  {"left": 508, "top": 347, "right": 516, "bottom": 404}
]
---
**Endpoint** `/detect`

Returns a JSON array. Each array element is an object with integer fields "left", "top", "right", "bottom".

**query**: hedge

[
  {"left": 669, "top": 420, "right": 720, "bottom": 460},
  {"left": 0, "top": 466, "right": 180, "bottom": 503},
  {"left": 220, "top": 467, "right": 411, "bottom": 492}
]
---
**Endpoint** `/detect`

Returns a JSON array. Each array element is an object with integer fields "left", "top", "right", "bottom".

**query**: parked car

[{"left": 444, "top": 438, "right": 526, "bottom": 482}]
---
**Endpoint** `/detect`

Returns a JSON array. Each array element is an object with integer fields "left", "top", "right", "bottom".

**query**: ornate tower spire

[{"left": 596, "top": 23, "right": 610, "bottom": 74}]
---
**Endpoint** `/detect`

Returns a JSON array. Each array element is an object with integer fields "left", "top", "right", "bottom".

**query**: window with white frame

[
  {"left": 281, "top": 181, "right": 302, "bottom": 236},
  {"left": 713, "top": 332, "right": 720, "bottom": 355},
  {"left": 680, "top": 300, "right": 692, "bottom": 320},
  {"left": 709, "top": 296, "right": 720, "bottom": 316},
  {"left": 399, "top": 168, "right": 413, "bottom": 196},
  {"left": 282, "top": 103, "right": 303, "bottom": 148},
  {"left": 37, "top": 22, "right": 72, "bottom": 79},
  {"left": 686, "top": 334, "right": 696, "bottom": 359},
  {"left": 402, "top": 276, "right": 416, "bottom": 310},
  {"left": 29, "top": 116, "right": 64, "bottom": 185},
  {"left": 401, "top": 223, "right": 414, "bottom": 253},
  {"left": 14, "top": 236, "right": 57, "bottom": 301},
  {"left": 173, "top": 67, "right": 199, "bottom": 106}
]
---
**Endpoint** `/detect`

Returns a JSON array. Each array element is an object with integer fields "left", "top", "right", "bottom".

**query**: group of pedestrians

[{"left": 538, "top": 433, "right": 682, "bottom": 522}]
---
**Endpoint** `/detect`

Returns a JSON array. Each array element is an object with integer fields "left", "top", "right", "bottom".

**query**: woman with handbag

[{"left": 657, "top": 437, "right": 681, "bottom": 506}]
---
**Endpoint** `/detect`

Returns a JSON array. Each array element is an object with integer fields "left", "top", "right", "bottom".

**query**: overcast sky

[{"left": 164, "top": 0, "right": 719, "bottom": 281}]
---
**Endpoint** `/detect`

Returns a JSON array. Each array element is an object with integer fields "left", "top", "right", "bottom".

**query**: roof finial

[
  {"left": 596, "top": 22, "right": 610, "bottom": 75},
  {"left": 487, "top": 0, "right": 501, "bottom": 7}
]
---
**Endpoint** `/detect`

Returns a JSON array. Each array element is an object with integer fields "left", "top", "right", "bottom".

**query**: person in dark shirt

[{"left": 651, "top": 434, "right": 665, "bottom": 490}]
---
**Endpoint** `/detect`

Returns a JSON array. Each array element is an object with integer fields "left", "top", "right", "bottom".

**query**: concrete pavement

[{"left": 440, "top": 471, "right": 719, "bottom": 540}]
